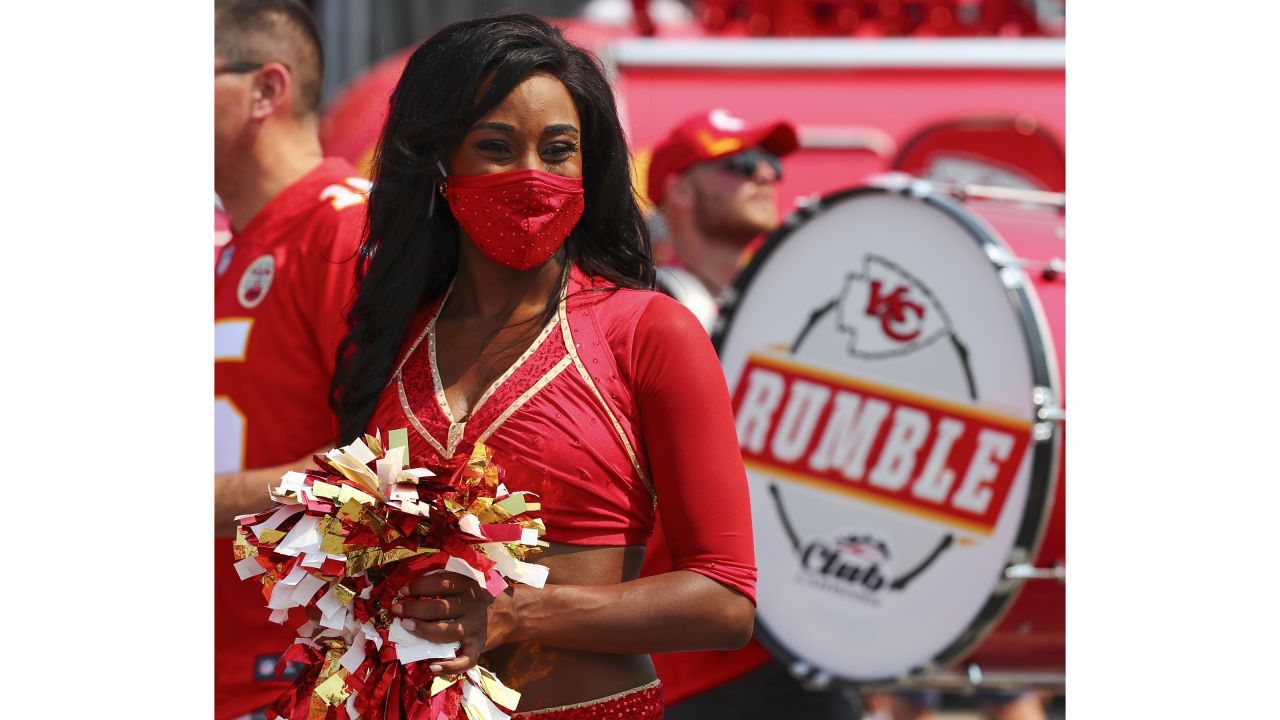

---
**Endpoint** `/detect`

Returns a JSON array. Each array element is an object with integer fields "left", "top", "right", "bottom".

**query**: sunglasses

[
  {"left": 215, "top": 62, "right": 264, "bottom": 75},
  {"left": 215, "top": 60, "right": 293, "bottom": 76},
  {"left": 719, "top": 148, "right": 784, "bottom": 182}
]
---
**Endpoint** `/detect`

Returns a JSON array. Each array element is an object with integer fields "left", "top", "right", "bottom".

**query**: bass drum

[{"left": 714, "top": 177, "right": 1065, "bottom": 689}]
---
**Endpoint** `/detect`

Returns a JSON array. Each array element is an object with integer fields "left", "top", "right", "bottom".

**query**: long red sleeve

[{"left": 631, "top": 294, "right": 757, "bottom": 603}]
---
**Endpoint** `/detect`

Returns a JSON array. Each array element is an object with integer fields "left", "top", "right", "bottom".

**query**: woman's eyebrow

[
  {"left": 543, "top": 124, "right": 580, "bottom": 137},
  {"left": 469, "top": 121, "right": 578, "bottom": 137},
  {"left": 470, "top": 121, "right": 517, "bottom": 132}
]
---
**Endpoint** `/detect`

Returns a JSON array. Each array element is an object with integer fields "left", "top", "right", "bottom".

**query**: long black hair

[{"left": 330, "top": 13, "right": 654, "bottom": 444}]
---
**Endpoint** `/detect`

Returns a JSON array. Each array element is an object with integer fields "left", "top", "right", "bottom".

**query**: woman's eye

[
  {"left": 475, "top": 140, "right": 511, "bottom": 155},
  {"left": 542, "top": 142, "right": 578, "bottom": 164}
]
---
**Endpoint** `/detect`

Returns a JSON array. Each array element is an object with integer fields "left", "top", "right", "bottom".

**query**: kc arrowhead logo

[
  {"left": 837, "top": 256, "right": 952, "bottom": 358},
  {"left": 237, "top": 254, "right": 276, "bottom": 310}
]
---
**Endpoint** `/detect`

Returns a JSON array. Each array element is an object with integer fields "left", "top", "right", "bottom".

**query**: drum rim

[{"left": 714, "top": 182, "right": 1063, "bottom": 686}]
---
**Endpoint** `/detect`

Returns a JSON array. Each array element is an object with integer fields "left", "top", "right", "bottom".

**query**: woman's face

[{"left": 449, "top": 72, "right": 583, "bottom": 180}]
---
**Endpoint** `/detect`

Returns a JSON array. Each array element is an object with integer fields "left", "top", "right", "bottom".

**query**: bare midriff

[{"left": 484, "top": 543, "right": 654, "bottom": 711}]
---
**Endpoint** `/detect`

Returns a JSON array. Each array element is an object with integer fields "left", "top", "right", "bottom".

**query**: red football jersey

[{"left": 214, "top": 158, "right": 367, "bottom": 719}]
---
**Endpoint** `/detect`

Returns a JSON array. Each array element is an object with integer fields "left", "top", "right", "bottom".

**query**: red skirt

[{"left": 512, "top": 680, "right": 663, "bottom": 719}]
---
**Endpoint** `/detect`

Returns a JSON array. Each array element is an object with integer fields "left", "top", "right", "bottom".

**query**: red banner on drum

[{"left": 732, "top": 352, "right": 1031, "bottom": 535}]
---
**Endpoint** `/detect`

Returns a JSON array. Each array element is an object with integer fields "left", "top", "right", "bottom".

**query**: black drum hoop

[{"left": 713, "top": 183, "right": 1063, "bottom": 687}]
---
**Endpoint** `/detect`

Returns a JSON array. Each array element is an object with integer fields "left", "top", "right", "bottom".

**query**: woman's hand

[{"left": 391, "top": 572, "right": 518, "bottom": 673}]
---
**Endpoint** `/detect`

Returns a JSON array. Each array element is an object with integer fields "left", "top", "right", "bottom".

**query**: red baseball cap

[{"left": 646, "top": 109, "right": 799, "bottom": 206}]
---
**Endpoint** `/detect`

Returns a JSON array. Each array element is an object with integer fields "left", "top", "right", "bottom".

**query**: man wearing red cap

[
  {"left": 641, "top": 110, "right": 860, "bottom": 719},
  {"left": 645, "top": 108, "right": 799, "bottom": 331}
]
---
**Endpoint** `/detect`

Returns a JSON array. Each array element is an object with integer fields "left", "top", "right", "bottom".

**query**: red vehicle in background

[{"left": 321, "top": 0, "right": 1063, "bottom": 210}]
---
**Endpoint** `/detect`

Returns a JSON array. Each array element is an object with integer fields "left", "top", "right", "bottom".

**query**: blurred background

[{"left": 303, "top": 0, "right": 1064, "bottom": 215}]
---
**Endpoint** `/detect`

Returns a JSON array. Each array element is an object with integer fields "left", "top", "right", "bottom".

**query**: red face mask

[{"left": 444, "top": 168, "right": 585, "bottom": 271}]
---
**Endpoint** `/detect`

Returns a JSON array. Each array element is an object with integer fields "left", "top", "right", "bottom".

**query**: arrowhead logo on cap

[{"left": 696, "top": 130, "right": 744, "bottom": 156}]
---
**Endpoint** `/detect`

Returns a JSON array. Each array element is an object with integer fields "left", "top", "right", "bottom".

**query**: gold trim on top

[
  {"left": 476, "top": 355, "right": 573, "bottom": 445},
  {"left": 429, "top": 293, "right": 563, "bottom": 425},
  {"left": 396, "top": 371, "right": 449, "bottom": 458},
  {"left": 393, "top": 303, "right": 448, "bottom": 457},
  {"left": 426, "top": 284, "right": 457, "bottom": 425},
  {"left": 557, "top": 299, "right": 651, "bottom": 500},
  {"left": 392, "top": 310, "right": 435, "bottom": 379},
  {"left": 395, "top": 277, "right": 568, "bottom": 459}
]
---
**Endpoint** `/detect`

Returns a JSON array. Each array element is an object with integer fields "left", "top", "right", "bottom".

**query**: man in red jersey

[
  {"left": 214, "top": 2, "right": 368, "bottom": 717},
  {"left": 643, "top": 110, "right": 860, "bottom": 719}
]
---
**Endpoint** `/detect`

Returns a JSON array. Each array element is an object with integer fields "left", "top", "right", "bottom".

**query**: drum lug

[
  {"left": 985, "top": 247, "right": 1065, "bottom": 286},
  {"left": 786, "top": 194, "right": 823, "bottom": 226},
  {"left": 1005, "top": 562, "right": 1066, "bottom": 583},
  {"left": 709, "top": 313, "right": 727, "bottom": 339},
  {"left": 907, "top": 178, "right": 935, "bottom": 198},
  {"left": 788, "top": 659, "right": 813, "bottom": 680},
  {"left": 984, "top": 244, "right": 1016, "bottom": 268},
  {"left": 983, "top": 245, "right": 1027, "bottom": 290},
  {"left": 792, "top": 192, "right": 823, "bottom": 212},
  {"left": 1033, "top": 385, "right": 1064, "bottom": 419},
  {"left": 869, "top": 171, "right": 914, "bottom": 193},
  {"left": 966, "top": 663, "right": 984, "bottom": 688},
  {"left": 869, "top": 171, "right": 935, "bottom": 198},
  {"left": 1002, "top": 548, "right": 1066, "bottom": 588},
  {"left": 788, "top": 660, "right": 835, "bottom": 691},
  {"left": 804, "top": 670, "right": 834, "bottom": 691},
  {"left": 1041, "top": 257, "right": 1066, "bottom": 281},
  {"left": 998, "top": 550, "right": 1025, "bottom": 593},
  {"left": 1032, "top": 385, "right": 1064, "bottom": 442},
  {"left": 719, "top": 284, "right": 739, "bottom": 309}
]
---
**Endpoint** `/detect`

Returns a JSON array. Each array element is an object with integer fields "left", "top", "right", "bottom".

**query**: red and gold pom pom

[{"left": 233, "top": 434, "right": 546, "bottom": 720}]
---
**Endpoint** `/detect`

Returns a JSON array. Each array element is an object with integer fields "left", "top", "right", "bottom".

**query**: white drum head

[{"left": 716, "top": 184, "right": 1060, "bottom": 683}]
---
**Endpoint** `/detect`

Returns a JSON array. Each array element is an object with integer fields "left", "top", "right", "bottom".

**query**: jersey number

[
  {"left": 215, "top": 319, "right": 253, "bottom": 473},
  {"left": 319, "top": 177, "right": 373, "bottom": 211}
]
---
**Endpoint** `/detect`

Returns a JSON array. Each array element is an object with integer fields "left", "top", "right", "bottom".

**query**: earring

[{"left": 430, "top": 159, "right": 448, "bottom": 218}]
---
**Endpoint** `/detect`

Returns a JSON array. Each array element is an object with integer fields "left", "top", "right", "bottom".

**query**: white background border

[
  {"left": 3, "top": 0, "right": 1278, "bottom": 715},
  {"left": 0, "top": 1, "right": 211, "bottom": 713},
  {"left": 1068, "top": 1, "right": 1280, "bottom": 716}
]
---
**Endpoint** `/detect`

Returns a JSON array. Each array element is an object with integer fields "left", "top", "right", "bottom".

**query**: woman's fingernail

[
  {"left": 429, "top": 664, "right": 443, "bottom": 673},
  {"left": 402, "top": 619, "right": 416, "bottom": 632},
  {"left": 399, "top": 586, "right": 410, "bottom": 596},
  {"left": 390, "top": 603, "right": 403, "bottom": 615}
]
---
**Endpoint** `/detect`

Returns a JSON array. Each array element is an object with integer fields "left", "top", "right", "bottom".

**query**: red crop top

[{"left": 366, "top": 266, "right": 757, "bottom": 602}]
